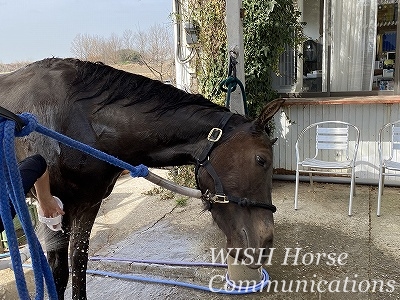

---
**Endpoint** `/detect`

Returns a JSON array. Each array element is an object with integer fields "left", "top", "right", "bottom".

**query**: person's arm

[{"left": 34, "top": 169, "right": 65, "bottom": 218}]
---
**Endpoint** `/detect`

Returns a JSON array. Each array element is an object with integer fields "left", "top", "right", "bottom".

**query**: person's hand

[
  {"left": 38, "top": 194, "right": 65, "bottom": 218},
  {"left": 34, "top": 168, "right": 65, "bottom": 217}
]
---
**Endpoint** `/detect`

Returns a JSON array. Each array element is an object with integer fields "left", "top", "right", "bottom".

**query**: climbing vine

[
  {"left": 188, "top": 0, "right": 305, "bottom": 117},
  {"left": 161, "top": 0, "right": 305, "bottom": 195},
  {"left": 243, "top": 0, "right": 304, "bottom": 116},
  {"left": 186, "top": 0, "right": 227, "bottom": 105}
]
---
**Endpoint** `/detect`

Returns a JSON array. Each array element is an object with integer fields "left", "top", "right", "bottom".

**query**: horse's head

[{"left": 197, "top": 99, "right": 284, "bottom": 268}]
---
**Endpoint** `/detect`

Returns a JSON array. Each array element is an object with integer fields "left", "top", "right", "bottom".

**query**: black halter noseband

[{"left": 195, "top": 113, "right": 277, "bottom": 213}]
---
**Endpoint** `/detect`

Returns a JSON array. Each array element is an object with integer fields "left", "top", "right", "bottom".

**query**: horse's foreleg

[
  {"left": 70, "top": 203, "right": 101, "bottom": 300},
  {"left": 45, "top": 230, "right": 71, "bottom": 300}
]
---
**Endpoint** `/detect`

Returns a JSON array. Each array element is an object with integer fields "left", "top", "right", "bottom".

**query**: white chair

[
  {"left": 294, "top": 121, "right": 360, "bottom": 216},
  {"left": 377, "top": 120, "right": 400, "bottom": 216}
]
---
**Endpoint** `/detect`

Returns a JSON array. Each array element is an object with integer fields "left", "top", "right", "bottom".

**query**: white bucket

[{"left": 226, "top": 255, "right": 263, "bottom": 283}]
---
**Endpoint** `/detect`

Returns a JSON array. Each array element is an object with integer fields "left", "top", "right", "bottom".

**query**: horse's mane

[{"left": 36, "top": 58, "right": 228, "bottom": 116}]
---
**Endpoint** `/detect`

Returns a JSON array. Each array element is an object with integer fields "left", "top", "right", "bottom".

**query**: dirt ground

[{"left": 1, "top": 169, "right": 400, "bottom": 299}]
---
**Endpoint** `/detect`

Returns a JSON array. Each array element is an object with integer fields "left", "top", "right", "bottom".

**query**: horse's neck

[
  {"left": 95, "top": 106, "right": 234, "bottom": 167},
  {"left": 147, "top": 110, "right": 231, "bottom": 166}
]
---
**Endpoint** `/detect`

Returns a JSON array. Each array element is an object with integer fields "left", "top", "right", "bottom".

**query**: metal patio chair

[
  {"left": 377, "top": 120, "right": 400, "bottom": 216},
  {"left": 294, "top": 121, "right": 360, "bottom": 216}
]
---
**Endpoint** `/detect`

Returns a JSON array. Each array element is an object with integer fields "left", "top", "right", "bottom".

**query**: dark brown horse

[{"left": 0, "top": 58, "right": 283, "bottom": 299}]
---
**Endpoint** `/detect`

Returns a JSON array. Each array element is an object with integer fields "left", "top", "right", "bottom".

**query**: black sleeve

[
  {"left": 0, "top": 154, "right": 47, "bottom": 233},
  {"left": 18, "top": 154, "right": 47, "bottom": 195}
]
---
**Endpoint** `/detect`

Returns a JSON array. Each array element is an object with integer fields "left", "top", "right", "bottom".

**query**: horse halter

[
  {"left": 195, "top": 113, "right": 277, "bottom": 213},
  {"left": 0, "top": 106, "right": 25, "bottom": 132}
]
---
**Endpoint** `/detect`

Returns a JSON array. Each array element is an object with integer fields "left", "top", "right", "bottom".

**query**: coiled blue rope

[
  {"left": 0, "top": 112, "right": 149, "bottom": 299},
  {"left": 219, "top": 52, "right": 249, "bottom": 115},
  {"left": 0, "top": 118, "right": 58, "bottom": 300},
  {"left": 219, "top": 76, "right": 248, "bottom": 115}
]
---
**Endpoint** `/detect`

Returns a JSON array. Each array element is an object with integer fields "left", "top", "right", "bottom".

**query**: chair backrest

[
  {"left": 296, "top": 121, "right": 360, "bottom": 162},
  {"left": 316, "top": 126, "right": 349, "bottom": 150},
  {"left": 391, "top": 125, "right": 400, "bottom": 152},
  {"left": 379, "top": 120, "right": 400, "bottom": 161}
]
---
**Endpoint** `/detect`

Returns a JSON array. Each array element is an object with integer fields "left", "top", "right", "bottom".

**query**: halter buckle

[
  {"left": 212, "top": 194, "right": 229, "bottom": 204},
  {"left": 202, "top": 190, "right": 229, "bottom": 204},
  {"left": 207, "top": 128, "right": 222, "bottom": 142}
]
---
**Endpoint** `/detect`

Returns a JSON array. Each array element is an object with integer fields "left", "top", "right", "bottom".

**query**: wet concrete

[{"left": 1, "top": 170, "right": 400, "bottom": 299}]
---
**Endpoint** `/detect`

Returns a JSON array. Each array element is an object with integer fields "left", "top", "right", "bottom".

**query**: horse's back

[
  {"left": 0, "top": 58, "right": 76, "bottom": 113},
  {"left": 0, "top": 59, "right": 83, "bottom": 166}
]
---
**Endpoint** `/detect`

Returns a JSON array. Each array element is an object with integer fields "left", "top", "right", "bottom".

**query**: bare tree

[
  {"left": 133, "top": 24, "right": 174, "bottom": 81},
  {"left": 105, "top": 33, "right": 122, "bottom": 64},
  {"left": 122, "top": 29, "right": 134, "bottom": 50},
  {"left": 70, "top": 24, "right": 174, "bottom": 81},
  {"left": 71, "top": 33, "right": 105, "bottom": 61}
]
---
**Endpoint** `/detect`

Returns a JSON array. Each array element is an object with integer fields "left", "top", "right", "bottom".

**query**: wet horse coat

[{"left": 0, "top": 58, "right": 283, "bottom": 299}]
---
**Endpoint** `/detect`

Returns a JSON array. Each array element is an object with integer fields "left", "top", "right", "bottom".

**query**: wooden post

[{"left": 225, "top": 0, "right": 245, "bottom": 115}]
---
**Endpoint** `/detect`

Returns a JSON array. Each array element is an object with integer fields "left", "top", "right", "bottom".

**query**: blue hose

[
  {"left": 88, "top": 256, "right": 271, "bottom": 293},
  {"left": 89, "top": 256, "right": 271, "bottom": 294},
  {"left": 0, "top": 252, "right": 10, "bottom": 259},
  {"left": 22, "top": 261, "right": 270, "bottom": 295},
  {"left": 85, "top": 268, "right": 270, "bottom": 294}
]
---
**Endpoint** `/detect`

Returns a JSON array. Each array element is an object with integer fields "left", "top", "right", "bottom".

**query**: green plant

[
  {"left": 175, "top": 197, "right": 189, "bottom": 206},
  {"left": 144, "top": 186, "right": 176, "bottom": 200},
  {"left": 187, "top": 0, "right": 227, "bottom": 105},
  {"left": 188, "top": 0, "right": 304, "bottom": 117},
  {"left": 168, "top": 166, "right": 197, "bottom": 189},
  {"left": 243, "top": 0, "right": 305, "bottom": 116},
  {"left": 144, "top": 166, "right": 197, "bottom": 202}
]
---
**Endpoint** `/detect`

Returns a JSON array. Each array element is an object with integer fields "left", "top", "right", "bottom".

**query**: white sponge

[{"left": 38, "top": 196, "right": 63, "bottom": 232}]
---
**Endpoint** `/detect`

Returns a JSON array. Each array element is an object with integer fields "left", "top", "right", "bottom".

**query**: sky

[{"left": 0, "top": 0, "right": 173, "bottom": 63}]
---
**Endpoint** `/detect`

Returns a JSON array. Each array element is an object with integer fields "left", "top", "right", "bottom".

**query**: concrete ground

[{"left": 1, "top": 169, "right": 399, "bottom": 299}]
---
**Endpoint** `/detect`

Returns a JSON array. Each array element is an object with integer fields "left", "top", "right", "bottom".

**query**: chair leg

[
  {"left": 348, "top": 168, "right": 355, "bottom": 216},
  {"left": 381, "top": 167, "right": 385, "bottom": 196},
  {"left": 377, "top": 167, "right": 384, "bottom": 217},
  {"left": 295, "top": 168, "right": 300, "bottom": 210},
  {"left": 310, "top": 172, "right": 314, "bottom": 192}
]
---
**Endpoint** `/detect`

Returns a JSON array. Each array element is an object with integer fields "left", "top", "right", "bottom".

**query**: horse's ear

[{"left": 256, "top": 98, "right": 285, "bottom": 128}]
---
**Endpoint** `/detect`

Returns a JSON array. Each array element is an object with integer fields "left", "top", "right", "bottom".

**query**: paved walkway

[{"left": 1, "top": 170, "right": 400, "bottom": 299}]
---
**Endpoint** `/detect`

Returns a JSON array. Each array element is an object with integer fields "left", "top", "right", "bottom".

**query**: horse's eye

[{"left": 256, "top": 155, "right": 266, "bottom": 167}]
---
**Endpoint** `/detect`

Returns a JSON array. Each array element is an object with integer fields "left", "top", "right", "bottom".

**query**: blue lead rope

[
  {"left": 1, "top": 119, "right": 57, "bottom": 300},
  {"left": 0, "top": 112, "right": 149, "bottom": 299},
  {"left": 18, "top": 113, "right": 149, "bottom": 178}
]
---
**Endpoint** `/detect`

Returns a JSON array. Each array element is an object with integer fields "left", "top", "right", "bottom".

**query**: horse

[{"left": 0, "top": 58, "right": 283, "bottom": 299}]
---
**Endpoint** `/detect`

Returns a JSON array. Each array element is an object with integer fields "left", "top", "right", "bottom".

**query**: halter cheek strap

[{"left": 195, "top": 113, "right": 277, "bottom": 213}]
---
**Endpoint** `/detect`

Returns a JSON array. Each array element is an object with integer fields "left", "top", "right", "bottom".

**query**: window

[
  {"left": 274, "top": 0, "right": 399, "bottom": 95},
  {"left": 376, "top": 1, "right": 398, "bottom": 91}
]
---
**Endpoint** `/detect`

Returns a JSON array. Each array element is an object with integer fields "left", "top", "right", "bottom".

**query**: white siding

[{"left": 273, "top": 102, "right": 400, "bottom": 184}]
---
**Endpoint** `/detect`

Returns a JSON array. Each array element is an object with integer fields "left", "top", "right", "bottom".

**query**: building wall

[{"left": 273, "top": 97, "right": 400, "bottom": 184}]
